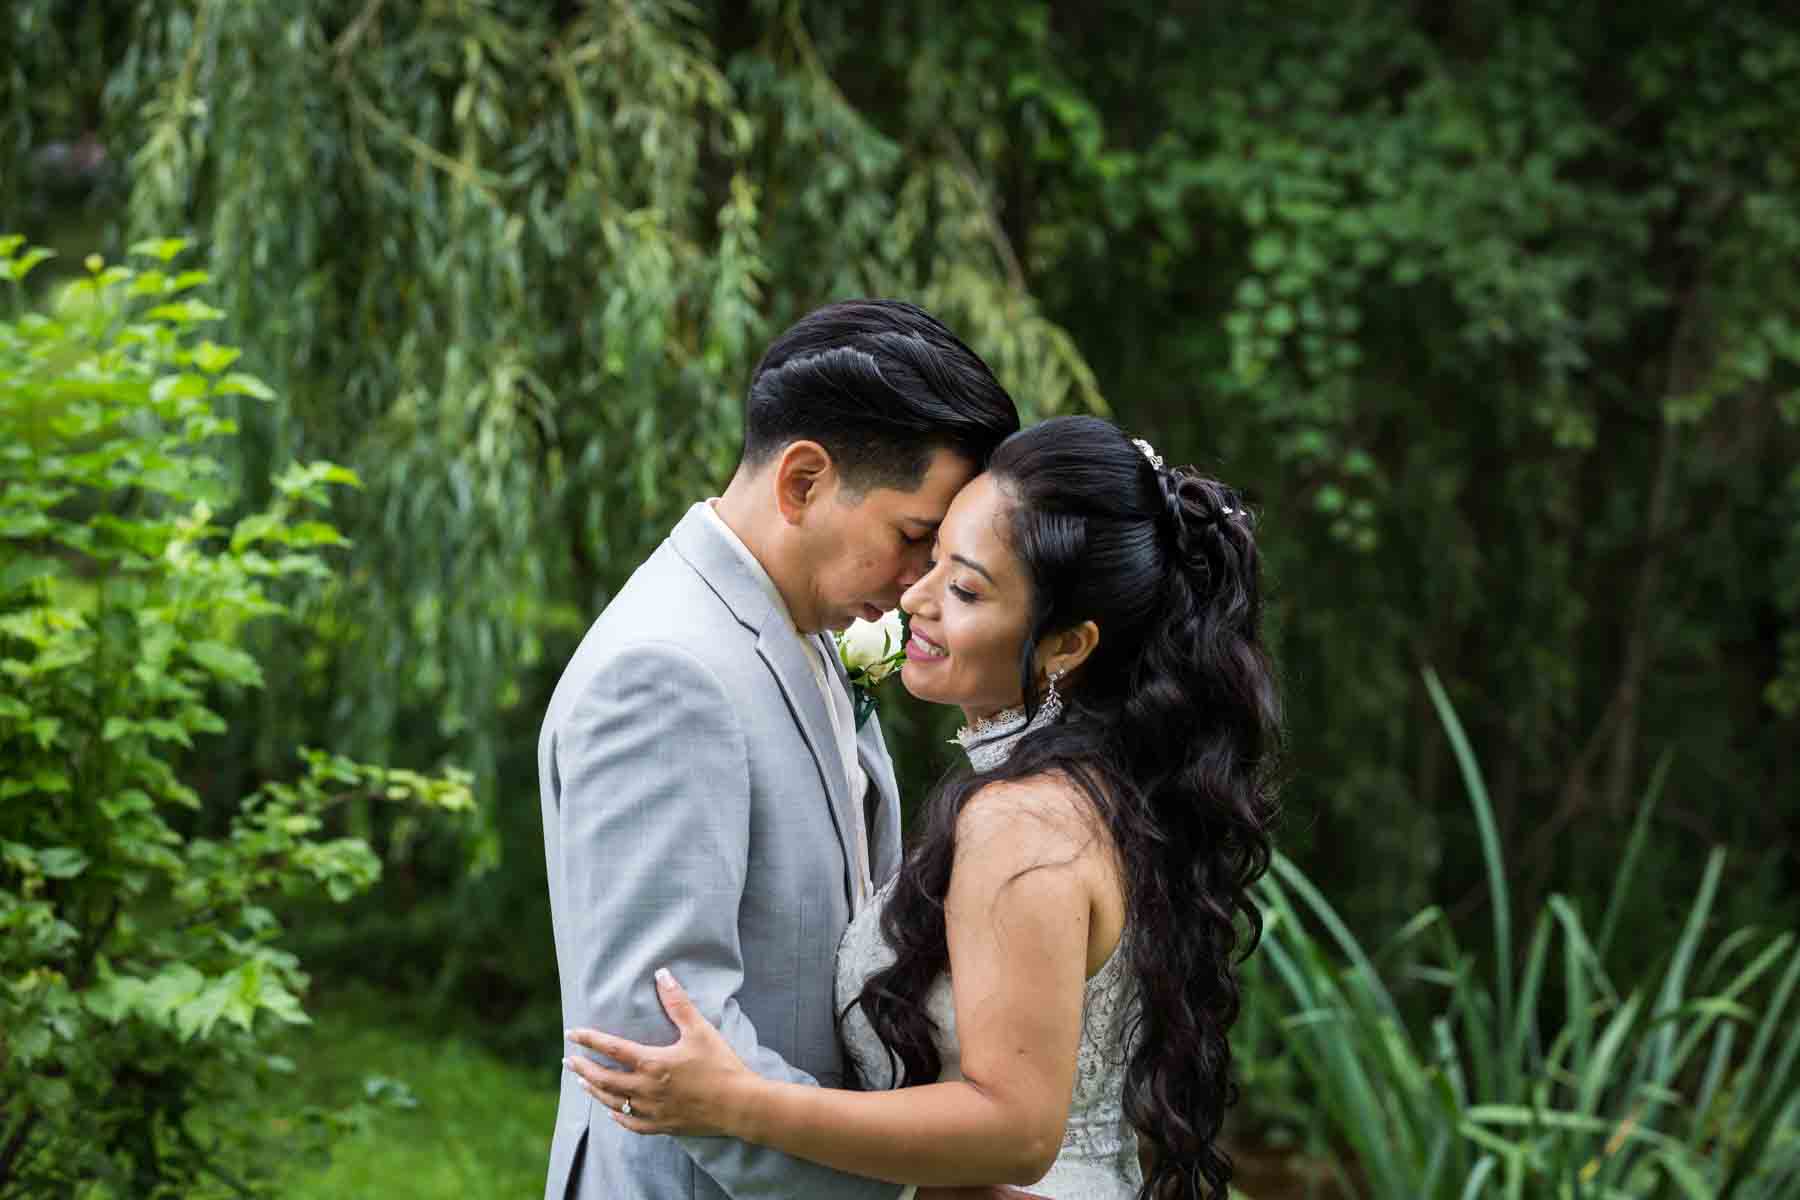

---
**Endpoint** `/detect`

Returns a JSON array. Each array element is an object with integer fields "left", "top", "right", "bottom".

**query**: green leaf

[
  {"left": 129, "top": 237, "right": 190, "bottom": 262},
  {"left": 143, "top": 719, "right": 194, "bottom": 746},
  {"left": 1597, "top": 752, "right": 1671, "bottom": 961},
  {"left": 257, "top": 975, "right": 311, "bottom": 1026},
  {"left": 188, "top": 640, "right": 265, "bottom": 688},
  {"left": 230, "top": 511, "right": 281, "bottom": 550},
  {"left": 7, "top": 247, "right": 56, "bottom": 281},
  {"left": 1650, "top": 1147, "right": 1716, "bottom": 1200},
  {"left": 37, "top": 846, "right": 89, "bottom": 879},
  {"left": 190, "top": 341, "right": 241, "bottom": 374},
  {"left": 141, "top": 963, "right": 207, "bottom": 1026},
  {"left": 283, "top": 521, "right": 349, "bottom": 548},
  {"left": 1250, "top": 234, "right": 1286, "bottom": 271},
  {"left": 11, "top": 1022, "right": 53, "bottom": 1065},
  {"left": 85, "top": 973, "right": 146, "bottom": 1024},
  {"left": 33, "top": 769, "right": 72, "bottom": 794},
  {"left": 181, "top": 705, "right": 228, "bottom": 734},
  {"left": 219, "top": 961, "right": 262, "bottom": 1031},
  {"left": 176, "top": 976, "right": 235, "bottom": 1042},
  {"left": 1424, "top": 668, "right": 1514, "bottom": 1078},
  {"left": 100, "top": 789, "right": 154, "bottom": 819},
  {"left": 127, "top": 269, "right": 169, "bottom": 296},
  {"left": 150, "top": 373, "right": 209, "bottom": 404},
  {"left": 214, "top": 371, "right": 276, "bottom": 400},
  {"left": 145, "top": 299, "right": 226, "bottom": 324}
]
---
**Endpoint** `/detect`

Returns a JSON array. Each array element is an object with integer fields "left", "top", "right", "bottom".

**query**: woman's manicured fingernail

[{"left": 655, "top": 967, "right": 673, "bottom": 986}]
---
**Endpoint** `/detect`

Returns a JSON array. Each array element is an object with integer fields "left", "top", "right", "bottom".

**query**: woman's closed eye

[
  {"left": 923, "top": 555, "right": 975, "bottom": 602},
  {"left": 920, "top": 549, "right": 977, "bottom": 600}
]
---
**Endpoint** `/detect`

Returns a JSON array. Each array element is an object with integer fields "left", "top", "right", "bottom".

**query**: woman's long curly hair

[{"left": 848, "top": 415, "right": 1282, "bottom": 1199}]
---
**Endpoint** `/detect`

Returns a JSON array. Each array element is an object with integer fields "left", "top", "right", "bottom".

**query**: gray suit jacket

[{"left": 540, "top": 504, "right": 906, "bottom": 1200}]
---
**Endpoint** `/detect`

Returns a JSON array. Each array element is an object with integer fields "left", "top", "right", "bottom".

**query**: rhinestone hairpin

[{"left": 1131, "top": 438, "right": 1164, "bottom": 470}]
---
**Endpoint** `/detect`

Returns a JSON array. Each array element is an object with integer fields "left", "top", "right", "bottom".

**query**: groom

[{"left": 540, "top": 301, "right": 1022, "bottom": 1199}]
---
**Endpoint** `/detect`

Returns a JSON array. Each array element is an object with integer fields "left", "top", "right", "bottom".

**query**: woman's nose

[{"left": 900, "top": 573, "right": 932, "bottom": 617}]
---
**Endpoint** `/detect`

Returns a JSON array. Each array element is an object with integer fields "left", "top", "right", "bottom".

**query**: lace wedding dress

[{"left": 834, "top": 705, "right": 1144, "bottom": 1199}]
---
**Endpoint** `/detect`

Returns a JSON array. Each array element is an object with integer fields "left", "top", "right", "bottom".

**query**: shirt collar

[{"left": 700, "top": 499, "right": 807, "bottom": 638}]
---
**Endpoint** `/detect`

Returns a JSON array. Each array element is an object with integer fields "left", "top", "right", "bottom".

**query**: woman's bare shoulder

[{"left": 953, "top": 769, "right": 1112, "bottom": 873}]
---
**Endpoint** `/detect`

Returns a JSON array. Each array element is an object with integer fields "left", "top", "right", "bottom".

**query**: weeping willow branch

[
  {"left": 344, "top": 79, "right": 507, "bottom": 204},
  {"left": 330, "top": 0, "right": 386, "bottom": 59},
  {"left": 88, "top": 0, "right": 1105, "bottom": 816}
]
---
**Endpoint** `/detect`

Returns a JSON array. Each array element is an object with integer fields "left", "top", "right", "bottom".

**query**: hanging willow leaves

[{"left": 38, "top": 0, "right": 1103, "bottom": 820}]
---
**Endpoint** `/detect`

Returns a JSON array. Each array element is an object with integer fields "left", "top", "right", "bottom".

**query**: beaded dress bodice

[{"left": 833, "top": 705, "right": 1143, "bottom": 1199}]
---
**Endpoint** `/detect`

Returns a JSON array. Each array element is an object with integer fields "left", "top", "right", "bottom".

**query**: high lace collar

[{"left": 953, "top": 691, "right": 1064, "bottom": 772}]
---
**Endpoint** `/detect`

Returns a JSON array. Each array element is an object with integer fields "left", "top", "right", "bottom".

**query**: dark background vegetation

[{"left": 4, "top": 1, "right": 1797, "bottom": 1194}]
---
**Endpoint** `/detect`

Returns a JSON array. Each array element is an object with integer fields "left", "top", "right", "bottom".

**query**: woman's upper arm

[{"left": 942, "top": 777, "right": 1103, "bottom": 1164}]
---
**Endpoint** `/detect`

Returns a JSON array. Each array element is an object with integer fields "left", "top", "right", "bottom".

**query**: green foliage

[
  {"left": 1241, "top": 669, "right": 1800, "bottom": 1198},
  {"left": 0, "top": 238, "right": 473, "bottom": 1197},
  {"left": 0, "top": 0, "right": 1118, "bottom": 1028},
  {"left": 3, "top": 0, "right": 1794, "bottom": 1077},
  {"left": 954, "top": 0, "right": 1800, "bottom": 934},
  {"left": 90, "top": 0, "right": 1103, "bottom": 800}
]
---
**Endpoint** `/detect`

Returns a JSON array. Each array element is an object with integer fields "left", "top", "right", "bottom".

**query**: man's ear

[
  {"left": 1038, "top": 621, "right": 1100, "bottom": 681},
  {"left": 771, "top": 440, "right": 834, "bottom": 525}
]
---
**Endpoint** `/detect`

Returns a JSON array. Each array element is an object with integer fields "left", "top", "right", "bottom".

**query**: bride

[{"left": 566, "top": 415, "right": 1281, "bottom": 1199}]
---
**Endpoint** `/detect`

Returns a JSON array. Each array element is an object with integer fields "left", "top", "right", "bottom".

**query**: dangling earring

[{"left": 1042, "top": 667, "right": 1066, "bottom": 721}]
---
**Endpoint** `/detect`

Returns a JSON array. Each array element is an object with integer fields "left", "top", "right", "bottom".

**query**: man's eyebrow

[{"left": 950, "top": 553, "right": 995, "bottom": 585}]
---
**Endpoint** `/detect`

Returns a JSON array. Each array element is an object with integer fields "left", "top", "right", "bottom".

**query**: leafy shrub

[
  {"left": 1241, "top": 669, "right": 1800, "bottom": 1199},
  {"left": 0, "top": 237, "right": 473, "bottom": 1197}
]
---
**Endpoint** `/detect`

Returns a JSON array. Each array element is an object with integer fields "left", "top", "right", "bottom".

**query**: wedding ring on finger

[{"left": 620, "top": 1097, "right": 632, "bottom": 1117}]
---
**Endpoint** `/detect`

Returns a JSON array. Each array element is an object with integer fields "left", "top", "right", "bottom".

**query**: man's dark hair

[{"left": 741, "top": 300, "right": 1020, "bottom": 492}]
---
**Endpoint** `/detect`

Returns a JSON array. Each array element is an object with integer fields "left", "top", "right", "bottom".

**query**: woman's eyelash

[{"left": 923, "top": 557, "right": 975, "bottom": 602}]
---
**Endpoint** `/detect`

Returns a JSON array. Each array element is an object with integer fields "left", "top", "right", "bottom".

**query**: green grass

[{"left": 271, "top": 985, "right": 558, "bottom": 1199}]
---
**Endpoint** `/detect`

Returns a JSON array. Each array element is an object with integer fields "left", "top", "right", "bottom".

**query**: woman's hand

[{"left": 564, "top": 968, "right": 758, "bottom": 1138}]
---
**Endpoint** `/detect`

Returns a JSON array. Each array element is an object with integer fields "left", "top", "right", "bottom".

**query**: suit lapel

[
  {"left": 670, "top": 505, "right": 859, "bottom": 908},
  {"left": 856, "top": 711, "right": 903, "bottom": 885},
  {"left": 823, "top": 638, "right": 904, "bottom": 886}
]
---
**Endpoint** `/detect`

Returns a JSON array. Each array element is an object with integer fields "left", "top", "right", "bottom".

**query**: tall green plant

[
  {"left": 0, "top": 238, "right": 473, "bottom": 1196},
  {"left": 1241, "top": 667, "right": 1800, "bottom": 1198}
]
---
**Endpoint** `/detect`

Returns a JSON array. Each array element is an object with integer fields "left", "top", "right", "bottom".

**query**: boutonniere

[{"left": 835, "top": 609, "right": 907, "bottom": 730}]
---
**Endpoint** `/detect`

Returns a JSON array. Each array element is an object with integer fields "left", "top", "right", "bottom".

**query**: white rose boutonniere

[{"left": 835, "top": 608, "right": 907, "bottom": 729}]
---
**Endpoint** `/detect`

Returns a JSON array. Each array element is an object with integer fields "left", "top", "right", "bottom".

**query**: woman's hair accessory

[{"left": 1131, "top": 437, "right": 1164, "bottom": 471}]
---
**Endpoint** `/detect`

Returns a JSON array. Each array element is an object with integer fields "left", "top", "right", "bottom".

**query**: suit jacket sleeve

[{"left": 553, "top": 641, "right": 903, "bottom": 1200}]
